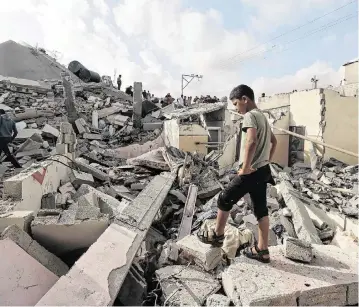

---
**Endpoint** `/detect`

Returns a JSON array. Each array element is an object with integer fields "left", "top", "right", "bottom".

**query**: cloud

[
  {"left": 0, "top": 0, "right": 345, "bottom": 99},
  {"left": 242, "top": 0, "right": 338, "bottom": 32},
  {"left": 92, "top": 0, "right": 109, "bottom": 16},
  {"left": 251, "top": 61, "right": 341, "bottom": 96}
]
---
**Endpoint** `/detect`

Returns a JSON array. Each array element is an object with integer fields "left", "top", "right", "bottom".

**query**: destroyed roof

[
  {"left": 163, "top": 102, "right": 226, "bottom": 119},
  {"left": 0, "top": 40, "right": 79, "bottom": 82}
]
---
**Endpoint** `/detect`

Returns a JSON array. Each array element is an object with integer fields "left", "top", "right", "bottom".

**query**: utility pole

[
  {"left": 311, "top": 75, "right": 319, "bottom": 89},
  {"left": 181, "top": 74, "right": 203, "bottom": 96}
]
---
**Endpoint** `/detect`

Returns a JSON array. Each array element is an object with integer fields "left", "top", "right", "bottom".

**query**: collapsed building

[{"left": 0, "top": 41, "right": 357, "bottom": 306}]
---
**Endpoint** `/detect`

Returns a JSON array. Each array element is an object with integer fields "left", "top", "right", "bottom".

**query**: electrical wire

[
  {"left": 215, "top": 0, "right": 357, "bottom": 68},
  {"left": 217, "top": 12, "right": 358, "bottom": 71}
]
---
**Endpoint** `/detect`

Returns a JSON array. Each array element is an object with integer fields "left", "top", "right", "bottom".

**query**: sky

[{"left": 0, "top": 0, "right": 357, "bottom": 98}]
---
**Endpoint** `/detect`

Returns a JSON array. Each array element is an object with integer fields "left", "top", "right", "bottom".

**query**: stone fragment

[
  {"left": 283, "top": 237, "right": 313, "bottom": 263},
  {"left": 127, "top": 148, "right": 169, "bottom": 171},
  {"left": 75, "top": 158, "right": 109, "bottom": 181},
  {"left": 177, "top": 235, "right": 221, "bottom": 271},
  {"left": 156, "top": 265, "right": 221, "bottom": 306},
  {"left": 1, "top": 224, "right": 69, "bottom": 276},
  {"left": 130, "top": 183, "right": 145, "bottom": 191},
  {"left": 206, "top": 294, "right": 231, "bottom": 306},
  {"left": 42, "top": 124, "right": 60, "bottom": 138},
  {"left": 41, "top": 192, "right": 56, "bottom": 209},
  {"left": 279, "top": 181, "right": 322, "bottom": 244},
  {"left": 75, "top": 118, "right": 88, "bottom": 134},
  {"left": 70, "top": 170, "right": 94, "bottom": 189},
  {"left": 59, "top": 182, "right": 76, "bottom": 195},
  {"left": 83, "top": 133, "right": 102, "bottom": 140}
]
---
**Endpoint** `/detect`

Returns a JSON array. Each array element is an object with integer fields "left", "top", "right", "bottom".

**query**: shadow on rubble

[{"left": 59, "top": 247, "right": 89, "bottom": 267}]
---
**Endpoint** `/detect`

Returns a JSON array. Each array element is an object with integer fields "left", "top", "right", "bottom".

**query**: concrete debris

[
  {"left": 206, "top": 294, "right": 231, "bottom": 306},
  {"left": 222, "top": 245, "right": 358, "bottom": 306},
  {"left": 156, "top": 265, "right": 221, "bottom": 306},
  {"left": 176, "top": 235, "right": 221, "bottom": 271},
  {"left": 1, "top": 224, "right": 69, "bottom": 276},
  {"left": 283, "top": 236, "right": 313, "bottom": 263}
]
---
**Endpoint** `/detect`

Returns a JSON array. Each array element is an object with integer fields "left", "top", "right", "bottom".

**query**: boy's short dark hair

[
  {"left": 0, "top": 109, "right": 5, "bottom": 115},
  {"left": 229, "top": 84, "right": 255, "bottom": 101}
]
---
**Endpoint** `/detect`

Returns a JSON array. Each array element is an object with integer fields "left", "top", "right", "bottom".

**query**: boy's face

[{"left": 232, "top": 96, "right": 248, "bottom": 114}]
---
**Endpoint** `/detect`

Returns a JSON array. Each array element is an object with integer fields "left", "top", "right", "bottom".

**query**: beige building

[{"left": 257, "top": 76, "right": 358, "bottom": 167}]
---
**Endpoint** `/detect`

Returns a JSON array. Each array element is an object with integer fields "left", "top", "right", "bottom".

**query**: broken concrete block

[
  {"left": 279, "top": 181, "right": 322, "bottom": 244},
  {"left": 169, "top": 189, "right": 187, "bottom": 203},
  {"left": 31, "top": 214, "right": 109, "bottom": 256},
  {"left": 280, "top": 215, "right": 297, "bottom": 238},
  {"left": 177, "top": 235, "right": 221, "bottom": 271},
  {"left": 283, "top": 236, "right": 313, "bottom": 263},
  {"left": 59, "top": 182, "right": 76, "bottom": 195},
  {"left": 1, "top": 224, "right": 69, "bottom": 276},
  {"left": 0, "top": 239, "right": 59, "bottom": 306},
  {"left": 178, "top": 184, "right": 198, "bottom": 239},
  {"left": 75, "top": 118, "right": 88, "bottom": 134},
  {"left": 206, "top": 294, "right": 231, "bottom": 306},
  {"left": 41, "top": 192, "right": 56, "bottom": 209},
  {"left": 222, "top": 245, "right": 358, "bottom": 306},
  {"left": 76, "top": 194, "right": 101, "bottom": 220},
  {"left": 36, "top": 223, "right": 137, "bottom": 306},
  {"left": 70, "top": 170, "right": 94, "bottom": 189},
  {"left": 130, "top": 183, "right": 145, "bottom": 191},
  {"left": 42, "top": 124, "right": 60, "bottom": 138},
  {"left": 75, "top": 184, "right": 129, "bottom": 217},
  {"left": 197, "top": 183, "right": 222, "bottom": 199},
  {"left": 62, "top": 132, "right": 76, "bottom": 144},
  {"left": 75, "top": 158, "right": 109, "bottom": 181},
  {"left": 127, "top": 148, "right": 169, "bottom": 171},
  {"left": 92, "top": 110, "right": 99, "bottom": 129},
  {"left": 83, "top": 133, "right": 102, "bottom": 140},
  {"left": 56, "top": 143, "right": 68, "bottom": 154},
  {"left": 156, "top": 265, "right": 221, "bottom": 306},
  {"left": 0, "top": 210, "right": 33, "bottom": 233}
]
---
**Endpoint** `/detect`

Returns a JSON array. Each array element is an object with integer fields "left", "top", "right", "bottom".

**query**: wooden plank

[{"left": 178, "top": 184, "right": 198, "bottom": 240}]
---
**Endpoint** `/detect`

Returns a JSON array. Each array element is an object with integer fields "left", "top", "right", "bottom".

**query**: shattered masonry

[{"left": 0, "top": 40, "right": 358, "bottom": 306}]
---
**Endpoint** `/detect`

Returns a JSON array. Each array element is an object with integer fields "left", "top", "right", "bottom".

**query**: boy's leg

[
  {"left": 2, "top": 141, "right": 21, "bottom": 168},
  {"left": 248, "top": 180, "right": 270, "bottom": 259}
]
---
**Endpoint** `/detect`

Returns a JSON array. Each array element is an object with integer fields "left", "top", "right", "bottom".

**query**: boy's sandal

[
  {"left": 197, "top": 229, "right": 224, "bottom": 248},
  {"left": 243, "top": 242, "right": 270, "bottom": 263}
]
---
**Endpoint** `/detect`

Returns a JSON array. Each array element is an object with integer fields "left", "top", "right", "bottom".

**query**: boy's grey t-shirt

[{"left": 239, "top": 109, "right": 272, "bottom": 169}]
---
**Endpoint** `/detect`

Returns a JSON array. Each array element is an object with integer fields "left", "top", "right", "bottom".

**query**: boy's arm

[
  {"left": 241, "top": 127, "right": 257, "bottom": 173},
  {"left": 12, "top": 121, "right": 18, "bottom": 140},
  {"left": 269, "top": 131, "right": 277, "bottom": 162}
]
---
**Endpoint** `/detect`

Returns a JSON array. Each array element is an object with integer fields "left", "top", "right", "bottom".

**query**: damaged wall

[
  {"left": 179, "top": 124, "right": 208, "bottom": 155},
  {"left": 322, "top": 89, "right": 358, "bottom": 165},
  {"left": 163, "top": 119, "right": 179, "bottom": 148}
]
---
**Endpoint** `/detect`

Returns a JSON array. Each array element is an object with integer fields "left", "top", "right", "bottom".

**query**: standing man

[
  {"left": 0, "top": 109, "right": 21, "bottom": 168},
  {"left": 117, "top": 75, "right": 122, "bottom": 90},
  {"left": 198, "top": 85, "right": 277, "bottom": 263}
]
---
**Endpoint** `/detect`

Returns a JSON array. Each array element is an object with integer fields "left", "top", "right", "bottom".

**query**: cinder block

[
  {"left": 176, "top": 235, "right": 221, "bottom": 271},
  {"left": 283, "top": 236, "right": 313, "bottom": 263},
  {"left": 70, "top": 170, "right": 94, "bottom": 189},
  {"left": 0, "top": 210, "right": 33, "bottom": 233},
  {"left": 75, "top": 158, "right": 109, "bottom": 181},
  {"left": 1, "top": 224, "right": 69, "bottom": 276}
]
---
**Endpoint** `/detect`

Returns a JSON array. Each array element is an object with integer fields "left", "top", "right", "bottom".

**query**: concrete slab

[
  {"left": 0, "top": 239, "right": 58, "bottom": 306},
  {"left": 70, "top": 170, "right": 94, "bottom": 189},
  {"left": 206, "top": 294, "right": 231, "bottom": 306},
  {"left": 36, "top": 223, "right": 137, "bottom": 306},
  {"left": 222, "top": 245, "right": 358, "bottom": 306},
  {"left": 178, "top": 184, "right": 198, "bottom": 239},
  {"left": 37, "top": 173, "right": 175, "bottom": 306},
  {"left": 0, "top": 210, "right": 33, "bottom": 233},
  {"left": 127, "top": 148, "right": 169, "bottom": 171},
  {"left": 156, "top": 265, "right": 221, "bottom": 306},
  {"left": 176, "top": 235, "right": 221, "bottom": 271},
  {"left": 31, "top": 216, "right": 109, "bottom": 256},
  {"left": 279, "top": 181, "right": 322, "bottom": 244},
  {"left": 3, "top": 156, "right": 72, "bottom": 211},
  {"left": 15, "top": 128, "right": 42, "bottom": 140},
  {"left": 75, "top": 158, "right": 109, "bottom": 181},
  {"left": 1, "top": 224, "right": 69, "bottom": 276},
  {"left": 75, "top": 184, "right": 129, "bottom": 217}
]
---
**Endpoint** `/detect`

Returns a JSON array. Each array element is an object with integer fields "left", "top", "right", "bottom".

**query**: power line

[
  {"left": 217, "top": 12, "right": 357, "bottom": 70},
  {"left": 216, "top": 0, "right": 357, "bottom": 68}
]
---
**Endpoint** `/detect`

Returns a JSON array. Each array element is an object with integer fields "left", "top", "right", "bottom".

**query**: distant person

[
  {"left": 147, "top": 90, "right": 151, "bottom": 98},
  {"left": 0, "top": 109, "right": 21, "bottom": 168},
  {"left": 117, "top": 75, "right": 122, "bottom": 90},
  {"left": 142, "top": 90, "right": 148, "bottom": 99},
  {"left": 125, "top": 85, "right": 133, "bottom": 97},
  {"left": 179, "top": 94, "right": 184, "bottom": 106}
]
